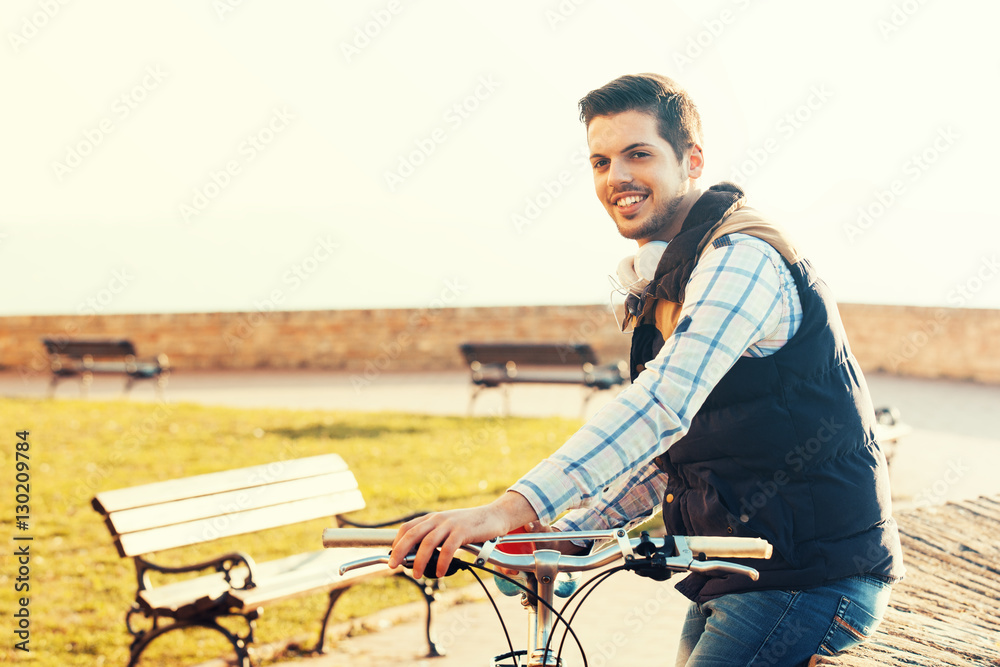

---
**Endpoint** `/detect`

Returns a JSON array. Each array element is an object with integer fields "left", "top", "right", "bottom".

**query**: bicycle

[{"left": 322, "top": 526, "right": 773, "bottom": 666}]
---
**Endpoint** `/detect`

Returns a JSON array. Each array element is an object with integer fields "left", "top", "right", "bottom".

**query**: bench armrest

[
  {"left": 136, "top": 551, "right": 259, "bottom": 591},
  {"left": 337, "top": 511, "right": 428, "bottom": 529}
]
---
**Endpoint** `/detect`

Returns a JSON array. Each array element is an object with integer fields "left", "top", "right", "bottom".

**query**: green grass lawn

[{"left": 0, "top": 397, "right": 581, "bottom": 666}]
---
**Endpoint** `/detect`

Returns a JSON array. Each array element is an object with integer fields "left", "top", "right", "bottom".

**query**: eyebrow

[{"left": 590, "top": 142, "right": 658, "bottom": 160}]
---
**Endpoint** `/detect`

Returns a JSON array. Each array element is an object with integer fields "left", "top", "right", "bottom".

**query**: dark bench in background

[
  {"left": 42, "top": 338, "right": 169, "bottom": 398},
  {"left": 460, "top": 342, "right": 628, "bottom": 416},
  {"left": 873, "top": 406, "right": 912, "bottom": 468},
  {"left": 92, "top": 453, "right": 439, "bottom": 667}
]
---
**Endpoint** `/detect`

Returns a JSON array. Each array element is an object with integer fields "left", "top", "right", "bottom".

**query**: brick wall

[{"left": 4, "top": 303, "right": 998, "bottom": 383}]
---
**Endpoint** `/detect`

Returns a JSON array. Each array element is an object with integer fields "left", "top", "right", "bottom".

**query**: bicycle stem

[{"left": 530, "top": 550, "right": 562, "bottom": 666}]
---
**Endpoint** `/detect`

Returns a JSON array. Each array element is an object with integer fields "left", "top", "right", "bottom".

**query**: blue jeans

[{"left": 676, "top": 575, "right": 892, "bottom": 666}]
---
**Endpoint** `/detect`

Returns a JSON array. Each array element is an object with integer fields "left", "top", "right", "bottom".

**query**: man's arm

[
  {"left": 511, "top": 236, "right": 787, "bottom": 525},
  {"left": 391, "top": 235, "right": 791, "bottom": 576}
]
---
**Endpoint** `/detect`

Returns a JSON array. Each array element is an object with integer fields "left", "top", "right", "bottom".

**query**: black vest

[{"left": 633, "top": 184, "right": 904, "bottom": 602}]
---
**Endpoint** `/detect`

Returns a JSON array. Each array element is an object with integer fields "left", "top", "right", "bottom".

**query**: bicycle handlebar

[{"left": 323, "top": 527, "right": 772, "bottom": 580}]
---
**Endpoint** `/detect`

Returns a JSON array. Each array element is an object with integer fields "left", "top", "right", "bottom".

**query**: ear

[{"left": 686, "top": 144, "right": 704, "bottom": 179}]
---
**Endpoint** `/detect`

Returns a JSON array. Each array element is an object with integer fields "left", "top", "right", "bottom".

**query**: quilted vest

[{"left": 632, "top": 183, "right": 904, "bottom": 602}]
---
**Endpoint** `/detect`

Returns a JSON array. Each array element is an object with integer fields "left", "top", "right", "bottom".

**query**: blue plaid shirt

[{"left": 510, "top": 233, "right": 803, "bottom": 532}]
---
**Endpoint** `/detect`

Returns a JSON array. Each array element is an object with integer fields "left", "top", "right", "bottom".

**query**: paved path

[{"left": 4, "top": 368, "right": 1000, "bottom": 665}]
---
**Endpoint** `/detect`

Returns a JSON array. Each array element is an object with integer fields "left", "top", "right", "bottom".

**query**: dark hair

[{"left": 579, "top": 73, "right": 703, "bottom": 161}]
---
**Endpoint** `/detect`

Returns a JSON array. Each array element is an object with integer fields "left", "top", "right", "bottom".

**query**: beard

[{"left": 614, "top": 182, "right": 690, "bottom": 241}]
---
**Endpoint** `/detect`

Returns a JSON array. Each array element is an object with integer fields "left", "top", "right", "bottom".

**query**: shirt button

[{"left": 665, "top": 493, "right": 674, "bottom": 503}]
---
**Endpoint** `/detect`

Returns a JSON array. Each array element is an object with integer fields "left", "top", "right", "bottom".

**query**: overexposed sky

[{"left": 4, "top": 0, "right": 999, "bottom": 316}]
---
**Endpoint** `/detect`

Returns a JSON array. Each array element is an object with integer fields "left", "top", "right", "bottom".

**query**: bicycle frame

[{"left": 323, "top": 527, "right": 772, "bottom": 666}]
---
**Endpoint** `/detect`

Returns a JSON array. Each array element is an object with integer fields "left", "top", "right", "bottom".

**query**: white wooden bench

[{"left": 92, "top": 453, "right": 439, "bottom": 666}]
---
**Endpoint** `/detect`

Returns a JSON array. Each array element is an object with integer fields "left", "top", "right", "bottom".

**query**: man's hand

[
  {"left": 388, "top": 491, "right": 538, "bottom": 579},
  {"left": 495, "top": 521, "right": 588, "bottom": 577}
]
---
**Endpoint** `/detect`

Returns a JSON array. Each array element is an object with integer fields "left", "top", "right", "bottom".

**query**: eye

[
  {"left": 592, "top": 158, "right": 609, "bottom": 169},
  {"left": 630, "top": 151, "right": 650, "bottom": 159}
]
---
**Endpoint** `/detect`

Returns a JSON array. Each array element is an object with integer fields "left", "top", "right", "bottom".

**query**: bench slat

[
  {"left": 136, "top": 547, "right": 390, "bottom": 617},
  {"left": 117, "top": 492, "right": 365, "bottom": 556},
  {"left": 227, "top": 547, "right": 391, "bottom": 610},
  {"left": 93, "top": 454, "right": 351, "bottom": 514},
  {"left": 107, "top": 470, "right": 359, "bottom": 536}
]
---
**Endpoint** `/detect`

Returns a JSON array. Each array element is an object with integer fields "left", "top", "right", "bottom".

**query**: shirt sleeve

[{"left": 511, "top": 237, "right": 785, "bottom": 526}]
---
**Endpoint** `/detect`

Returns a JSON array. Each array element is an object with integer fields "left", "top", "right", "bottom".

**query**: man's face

[{"left": 587, "top": 110, "right": 701, "bottom": 243}]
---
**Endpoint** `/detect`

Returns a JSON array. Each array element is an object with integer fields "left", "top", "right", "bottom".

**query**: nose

[{"left": 605, "top": 157, "right": 633, "bottom": 191}]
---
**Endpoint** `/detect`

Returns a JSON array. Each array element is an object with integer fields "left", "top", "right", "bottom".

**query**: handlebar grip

[
  {"left": 683, "top": 536, "right": 773, "bottom": 559},
  {"left": 322, "top": 528, "right": 398, "bottom": 548}
]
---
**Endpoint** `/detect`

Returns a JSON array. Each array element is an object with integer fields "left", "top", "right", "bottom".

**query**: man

[{"left": 390, "top": 73, "right": 903, "bottom": 665}]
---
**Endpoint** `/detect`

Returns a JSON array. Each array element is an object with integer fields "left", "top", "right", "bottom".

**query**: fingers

[
  {"left": 389, "top": 514, "right": 436, "bottom": 571},
  {"left": 388, "top": 512, "right": 463, "bottom": 579}
]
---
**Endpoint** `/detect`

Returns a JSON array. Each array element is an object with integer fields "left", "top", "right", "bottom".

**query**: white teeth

[{"left": 616, "top": 195, "right": 646, "bottom": 207}]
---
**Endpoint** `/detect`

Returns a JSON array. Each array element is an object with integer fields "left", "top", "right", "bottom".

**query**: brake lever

[
  {"left": 339, "top": 550, "right": 466, "bottom": 578},
  {"left": 684, "top": 560, "right": 761, "bottom": 581}
]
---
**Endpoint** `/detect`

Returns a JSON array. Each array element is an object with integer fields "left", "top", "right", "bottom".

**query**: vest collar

[{"left": 652, "top": 182, "right": 746, "bottom": 302}]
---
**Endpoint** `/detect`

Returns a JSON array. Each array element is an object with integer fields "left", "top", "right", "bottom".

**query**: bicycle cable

[
  {"left": 465, "top": 561, "right": 589, "bottom": 666},
  {"left": 551, "top": 565, "right": 630, "bottom": 664},
  {"left": 464, "top": 566, "right": 517, "bottom": 664}
]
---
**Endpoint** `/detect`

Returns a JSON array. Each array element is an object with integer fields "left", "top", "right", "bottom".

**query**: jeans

[{"left": 675, "top": 575, "right": 892, "bottom": 666}]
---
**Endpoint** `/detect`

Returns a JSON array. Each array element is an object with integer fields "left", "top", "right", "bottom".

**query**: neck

[{"left": 639, "top": 185, "right": 702, "bottom": 246}]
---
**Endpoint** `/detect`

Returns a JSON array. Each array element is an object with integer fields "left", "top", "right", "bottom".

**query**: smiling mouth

[{"left": 614, "top": 194, "right": 648, "bottom": 214}]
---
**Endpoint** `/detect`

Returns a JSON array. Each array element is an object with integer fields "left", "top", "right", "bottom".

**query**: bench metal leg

[
  {"left": 125, "top": 607, "right": 256, "bottom": 667},
  {"left": 314, "top": 577, "right": 443, "bottom": 658},
  {"left": 468, "top": 386, "right": 485, "bottom": 416},
  {"left": 395, "top": 572, "right": 445, "bottom": 658},
  {"left": 313, "top": 588, "right": 347, "bottom": 654},
  {"left": 581, "top": 386, "right": 600, "bottom": 419}
]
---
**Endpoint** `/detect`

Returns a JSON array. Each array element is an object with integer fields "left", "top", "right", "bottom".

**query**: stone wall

[{"left": 4, "top": 303, "right": 998, "bottom": 383}]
